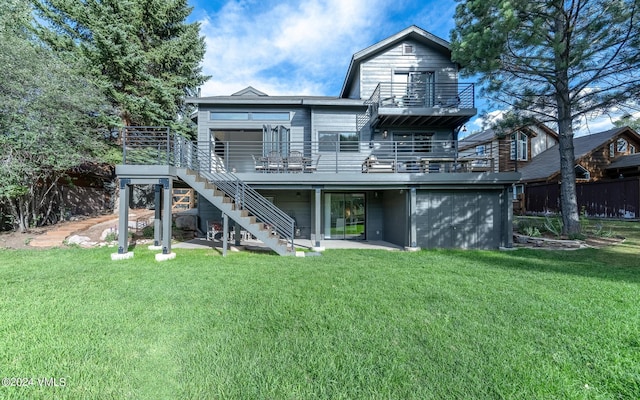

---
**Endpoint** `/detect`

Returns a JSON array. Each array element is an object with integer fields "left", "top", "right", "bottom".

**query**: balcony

[
  {"left": 123, "top": 137, "right": 496, "bottom": 176},
  {"left": 367, "top": 82, "right": 476, "bottom": 128}
]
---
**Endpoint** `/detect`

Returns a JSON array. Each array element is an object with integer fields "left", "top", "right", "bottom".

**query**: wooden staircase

[{"left": 177, "top": 168, "right": 295, "bottom": 256}]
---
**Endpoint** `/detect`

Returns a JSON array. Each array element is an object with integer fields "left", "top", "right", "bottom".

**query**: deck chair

[
  {"left": 286, "top": 151, "right": 304, "bottom": 172},
  {"left": 252, "top": 155, "right": 265, "bottom": 172},
  {"left": 304, "top": 155, "right": 321, "bottom": 172},
  {"left": 206, "top": 221, "right": 223, "bottom": 240},
  {"left": 266, "top": 151, "right": 284, "bottom": 172}
]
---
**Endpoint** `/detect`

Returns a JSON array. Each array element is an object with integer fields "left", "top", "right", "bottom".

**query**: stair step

[{"left": 176, "top": 167, "right": 294, "bottom": 256}]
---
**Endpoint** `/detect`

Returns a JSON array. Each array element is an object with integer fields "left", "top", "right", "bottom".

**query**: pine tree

[
  {"left": 451, "top": 0, "right": 640, "bottom": 235},
  {"left": 32, "top": 0, "right": 208, "bottom": 132}
]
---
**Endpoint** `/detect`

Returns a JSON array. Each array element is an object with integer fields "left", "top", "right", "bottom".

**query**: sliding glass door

[{"left": 324, "top": 193, "right": 365, "bottom": 239}]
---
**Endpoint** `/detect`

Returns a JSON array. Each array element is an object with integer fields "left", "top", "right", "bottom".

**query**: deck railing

[
  {"left": 122, "top": 129, "right": 532, "bottom": 176},
  {"left": 121, "top": 127, "right": 295, "bottom": 250},
  {"left": 147, "top": 139, "right": 496, "bottom": 174},
  {"left": 368, "top": 82, "right": 475, "bottom": 110}
]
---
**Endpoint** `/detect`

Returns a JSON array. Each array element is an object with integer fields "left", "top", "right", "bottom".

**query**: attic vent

[{"left": 403, "top": 44, "right": 414, "bottom": 55}]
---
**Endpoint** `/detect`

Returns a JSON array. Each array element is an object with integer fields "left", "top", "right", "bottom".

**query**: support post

[
  {"left": 501, "top": 186, "right": 514, "bottom": 249},
  {"left": 312, "top": 188, "right": 324, "bottom": 251},
  {"left": 405, "top": 187, "right": 420, "bottom": 251},
  {"left": 222, "top": 213, "right": 228, "bottom": 257},
  {"left": 153, "top": 184, "right": 162, "bottom": 246},
  {"left": 111, "top": 179, "right": 134, "bottom": 260},
  {"left": 155, "top": 178, "right": 176, "bottom": 261},
  {"left": 234, "top": 223, "right": 241, "bottom": 246},
  {"left": 161, "top": 179, "right": 172, "bottom": 254}
]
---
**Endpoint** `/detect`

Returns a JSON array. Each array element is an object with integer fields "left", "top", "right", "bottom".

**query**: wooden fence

[{"left": 525, "top": 177, "right": 639, "bottom": 218}]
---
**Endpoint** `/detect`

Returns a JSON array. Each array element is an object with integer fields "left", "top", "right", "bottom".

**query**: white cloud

[
  {"left": 197, "top": 0, "right": 388, "bottom": 96},
  {"left": 465, "top": 109, "right": 507, "bottom": 134}
]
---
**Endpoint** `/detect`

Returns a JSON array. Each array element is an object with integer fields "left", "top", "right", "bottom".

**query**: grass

[{"left": 1, "top": 221, "right": 639, "bottom": 399}]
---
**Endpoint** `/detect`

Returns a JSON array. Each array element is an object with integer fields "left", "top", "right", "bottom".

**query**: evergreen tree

[
  {"left": 451, "top": 0, "right": 640, "bottom": 235},
  {"left": 32, "top": 0, "right": 208, "bottom": 133},
  {"left": 1, "top": 0, "right": 115, "bottom": 231}
]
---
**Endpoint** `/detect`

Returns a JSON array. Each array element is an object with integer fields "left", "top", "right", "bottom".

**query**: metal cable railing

[{"left": 122, "top": 127, "right": 295, "bottom": 251}]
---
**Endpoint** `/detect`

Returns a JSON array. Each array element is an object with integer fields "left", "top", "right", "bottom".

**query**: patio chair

[
  {"left": 304, "top": 154, "right": 321, "bottom": 173},
  {"left": 266, "top": 151, "right": 284, "bottom": 172},
  {"left": 286, "top": 151, "right": 304, "bottom": 172},
  {"left": 252, "top": 154, "right": 265, "bottom": 173}
]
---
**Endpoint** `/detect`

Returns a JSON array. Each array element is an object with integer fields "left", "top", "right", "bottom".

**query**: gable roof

[
  {"left": 339, "top": 25, "right": 451, "bottom": 98},
  {"left": 519, "top": 127, "right": 632, "bottom": 181},
  {"left": 232, "top": 86, "right": 268, "bottom": 96},
  {"left": 459, "top": 128, "right": 498, "bottom": 147},
  {"left": 607, "top": 153, "right": 640, "bottom": 170}
]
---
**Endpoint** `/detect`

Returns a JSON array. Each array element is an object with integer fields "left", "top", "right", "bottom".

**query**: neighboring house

[
  {"left": 458, "top": 123, "right": 558, "bottom": 211},
  {"left": 458, "top": 123, "right": 559, "bottom": 174},
  {"left": 520, "top": 126, "right": 640, "bottom": 218},
  {"left": 114, "top": 26, "right": 520, "bottom": 258}
]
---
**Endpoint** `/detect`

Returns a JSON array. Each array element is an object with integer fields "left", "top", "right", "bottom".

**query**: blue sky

[{"left": 186, "top": 0, "right": 619, "bottom": 134}]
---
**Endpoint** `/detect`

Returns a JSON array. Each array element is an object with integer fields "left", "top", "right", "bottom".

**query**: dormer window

[
  {"left": 575, "top": 165, "right": 590, "bottom": 181},
  {"left": 403, "top": 44, "right": 415, "bottom": 55},
  {"left": 510, "top": 132, "right": 528, "bottom": 161}
]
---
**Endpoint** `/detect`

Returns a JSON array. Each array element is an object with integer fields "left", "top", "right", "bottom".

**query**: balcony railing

[
  {"left": 124, "top": 139, "right": 499, "bottom": 174},
  {"left": 368, "top": 82, "right": 475, "bottom": 110}
]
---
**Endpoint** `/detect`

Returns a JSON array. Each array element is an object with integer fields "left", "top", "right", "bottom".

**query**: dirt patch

[
  {"left": 0, "top": 227, "right": 50, "bottom": 250},
  {"left": 0, "top": 210, "right": 156, "bottom": 250}
]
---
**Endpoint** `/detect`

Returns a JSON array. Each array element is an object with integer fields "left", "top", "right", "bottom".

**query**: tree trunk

[
  {"left": 554, "top": 11, "right": 581, "bottom": 236},
  {"left": 556, "top": 100, "right": 581, "bottom": 235}
]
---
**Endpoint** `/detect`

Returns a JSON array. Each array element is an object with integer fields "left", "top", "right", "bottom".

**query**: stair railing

[{"left": 173, "top": 136, "right": 295, "bottom": 251}]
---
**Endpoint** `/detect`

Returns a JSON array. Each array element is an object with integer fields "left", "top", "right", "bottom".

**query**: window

[
  {"left": 630, "top": 144, "right": 636, "bottom": 154},
  {"left": 395, "top": 132, "right": 433, "bottom": 152},
  {"left": 210, "top": 112, "right": 249, "bottom": 120},
  {"left": 392, "top": 70, "right": 435, "bottom": 107},
  {"left": 475, "top": 145, "right": 486, "bottom": 156},
  {"left": 575, "top": 165, "right": 590, "bottom": 180},
  {"left": 319, "top": 132, "right": 359, "bottom": 152},
  {"left": 252, "top": 112, "right": 290, "bottom": 121},
  {"left": 609, "top": 142, "right": 615, "bottom": 157},
  {"left": 513, "top": 184, "right": 524, "bottom": 200},
  {"left": 617, "top": 138, "right": 628, "bottom": 153},
  {"left": 510, "top": 132, "right": 528, "bottom": 161},
  {"left": 211, "top": 111, "right": 289, "bottom": 121}
]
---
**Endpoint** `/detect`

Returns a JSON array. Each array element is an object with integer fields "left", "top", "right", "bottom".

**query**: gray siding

[
  {"left": 382, "top": 190, "right": 408, "bottom": 246},
  {"left": 197, "top": 194, "right": 223, "bottom": 232},
  {"left": 257, "top": 190, "right": 312, "bottom": 238},
  {"left": 359, "top": 40, "right": 458, "bottom": 100},
  {"left": 416, "top": 190, "right": 502, "bottom": 249},
  {"left": 365, "top": 191, "right": 384, "bottom": 240},
  {"left": 311, "top": 109, "right": 358, "bottom": 135}
]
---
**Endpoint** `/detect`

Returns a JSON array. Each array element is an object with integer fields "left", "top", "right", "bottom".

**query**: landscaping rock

[
  {"left": 67, "top": 235, "right": 91, "bottom": 245},
  {"left": 174, "top": 215, "right": 197, "bottom": 231}
]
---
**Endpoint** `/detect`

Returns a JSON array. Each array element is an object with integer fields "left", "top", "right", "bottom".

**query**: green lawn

[{"left": 1, "top": 223, "right": 639, "bottom": 399}]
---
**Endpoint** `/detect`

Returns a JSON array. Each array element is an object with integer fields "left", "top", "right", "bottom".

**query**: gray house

[{"left": 114, "top": 26, "right": 519, "bottom": 258}]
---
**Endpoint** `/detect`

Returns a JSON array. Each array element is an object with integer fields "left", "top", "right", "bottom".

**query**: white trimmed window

[
  {"left": 617, "top": 138, "right": 628, "bottom": 153},
  {"left": 510, "top": 132, "right": 528, "bottom": 161},
  {"left": 575, "top": 165, "right": 590, "bottom": 181}
]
